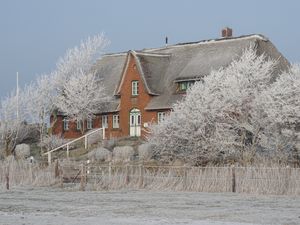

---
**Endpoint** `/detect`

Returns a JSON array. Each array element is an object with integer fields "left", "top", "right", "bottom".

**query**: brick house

[{"left": 51, "top": 28, "right": 289, "bottom": 139}]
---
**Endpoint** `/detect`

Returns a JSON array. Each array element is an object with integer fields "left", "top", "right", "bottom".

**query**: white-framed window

[
  {"left": 178, "top": 81, "right": 195, "bottom": 92},
  {"left": 87, "top": 118, "right": 93, "bottom": 130},
  {"left": 132, "top": 80, "right": 139, "bottom": 96},
  {"left": 76, "top": 120, "right": 82, "bottom": 130},
  {"left": 102, "top": 115, "right": 108, "bottom": 128},
  {"left": 63, "top": 118, "right": 69, "bottom": 131},
  {"left": 157, "top": 112, "right": 166, "bottom": 124},
  {"left": 113, "top": 114, "right": 120, "bottom": 128}
]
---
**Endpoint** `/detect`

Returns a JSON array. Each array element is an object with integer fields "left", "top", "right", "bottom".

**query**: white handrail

[{"left": 44, "top": 127, "right": 105, "bottom": 164}]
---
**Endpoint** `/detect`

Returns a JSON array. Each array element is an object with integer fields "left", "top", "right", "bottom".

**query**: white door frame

[{"left": 129, "top": 108, "right": 141, "bottom": 137}]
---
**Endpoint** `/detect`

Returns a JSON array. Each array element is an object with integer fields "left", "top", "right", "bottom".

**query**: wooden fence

[
  {"left": 57, "top": 161, "right": 300, "bottom": 195},
  {"left": 1, "top": 160, "right": 300, "bottom": 195}
]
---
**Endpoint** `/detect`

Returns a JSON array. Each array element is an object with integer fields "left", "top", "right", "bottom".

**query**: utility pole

[{"left": 16, "top": 72, "right": 19, "bottom": 121}]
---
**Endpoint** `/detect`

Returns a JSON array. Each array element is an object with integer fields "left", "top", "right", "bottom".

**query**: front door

[{"left": 129, "top": 108, "right": 141, "bottom": 137}]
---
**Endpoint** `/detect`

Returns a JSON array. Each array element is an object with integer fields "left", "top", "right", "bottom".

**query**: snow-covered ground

[{"left": 0, "top": 187, "right": 299, "bottom": 225}]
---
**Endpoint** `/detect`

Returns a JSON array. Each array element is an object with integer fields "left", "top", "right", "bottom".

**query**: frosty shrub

[
  {"left": 39, "top": 135, "right": 66, "bottom": 152},
  {"left": 0, "top": 93, "right": 32, "bottom": 156},
  {"left": 113, "top": 146, "right": 135, "bottom": 163},
  {"left": 138, "top": 143, "right": 154, "bottom": 161},
  {"left": 87, "top": 147, "right": 112, "bottom": 162},
  {"left": 148, "top": 47, "right": 299, "bottom": 165}
]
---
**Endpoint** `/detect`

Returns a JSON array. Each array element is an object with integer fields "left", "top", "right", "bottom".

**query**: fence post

[
  {"left": 102, "top": 128, "right": 106, "bottom": 140},
  {"left": 48, "top": 152, "right": 51, "bottom": 165},
  {"left": 60, "top": 166, "right": 64, "bottom": 188},
  {"left": 125, "top": 164, "right": 130, "bottom": 185},
  {"left": 80, "top": 164, "right": 86, "bottom": 191},
  {"left": 138, "top": 163, "right": 144, "bottom": 188},
  {"left": 54, "top": 160, "right": 59, "bottom": 178},
  {"left": 5, "top": 165, "right": 9, "bottom": 190},
  {"left": 29, "top": 163, "right": 33, "bottom": 183},
  {"left": 84, "top": 135, "right": 88, "bottom": 149},
  {"left": 183, "top": 165, "right": 188, "bottom": 190},
  {"left": 108, "top": 162, "right": 112, "bottom": 186},
  {"left": 231, "top": 165, "right": 236, "bottom": 193},
  {"left": 66, "top": 144, "right": 70, "bottom": 158},
  {"left": 285, "top": 166, "right": 292, "bottom": 194}
]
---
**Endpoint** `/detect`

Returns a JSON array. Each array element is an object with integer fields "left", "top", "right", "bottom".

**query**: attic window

[
  {"left": 133, "top": 64, "right": 137, "bottom": 70},
  {"left": 177, "top": 81, "right": 195, "bottom": 92},
  {"left": 132, "top": 80, "right": 139, "bottom": 96}
]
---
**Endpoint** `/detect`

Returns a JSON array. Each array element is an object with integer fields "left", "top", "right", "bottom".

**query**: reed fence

[{"left": 1, "top": 160, "right": 300, "bottom": 195}]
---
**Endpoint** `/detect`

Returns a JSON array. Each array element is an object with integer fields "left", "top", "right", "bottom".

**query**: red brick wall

[
  {"left": 118, "top": 53, "right": 157, "bottom": 138},
  {"left": 50, "top": 116, "right": 100, "bottom": 139},
  {"left": 51, "top": 53, "right": 170, "bottom": 139}
]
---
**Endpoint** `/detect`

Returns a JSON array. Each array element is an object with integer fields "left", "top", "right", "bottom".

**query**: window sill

[{"left": 173, "top": 91, "right": 187, "bottom": 95}]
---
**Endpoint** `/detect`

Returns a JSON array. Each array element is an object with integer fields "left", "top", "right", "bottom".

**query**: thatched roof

[{"left": 94, "top": 34, "right": 290, "bottom": 112}]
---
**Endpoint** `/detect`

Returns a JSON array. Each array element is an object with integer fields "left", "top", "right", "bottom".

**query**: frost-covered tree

[
  {"left": 53, "top": 34, "right": 110, "bottom": 133},
  {"left": 259, "top": 65, "right": 300, "bottom": 163},
  {"left": 54, "top": 34, "right": 109, "bottom": 92},
  {"left": 0, "top": 34, "right": 110, "bottom": 156},
  {"left": 0, "top": 92, "right": 29, "bottom": 156},
  {"left": 23, "top": 73, "right": 56, "bottom": 146},
  {"left": 148, "top": 47, "right": 282, "bottom": 165},
  {"left": 55, "top": 73, "right": 109, "bottom": 134}
]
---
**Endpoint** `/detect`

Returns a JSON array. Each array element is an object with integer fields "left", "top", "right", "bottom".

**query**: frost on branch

[
  {"left": 0, "top": 92, "right": 29, "bottom": 156},
  {"left": 54, "top": 34, "right": 110, "bottom": 91},
  {"left": 55, "top": 73, "right": 110, "bottom": 133},
  {"left": 259, "top": 65, "right": 300, "bottom": 161},
  {"left": 148, "top": 46, "right": 296, "bottom": 165},
  {"left": 53, "top": 34, "right": 110, "bottom": 133}
]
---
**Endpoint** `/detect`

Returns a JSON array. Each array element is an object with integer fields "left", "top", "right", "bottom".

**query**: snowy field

[{"left": 0, "top": 187, "right": 299, "bottom": 225}]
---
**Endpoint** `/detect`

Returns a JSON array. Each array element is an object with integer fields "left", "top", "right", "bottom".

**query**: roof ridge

[
  {"left": 101, "top": 34, "right": 268, "bottom": 57},
  {"left": 135, "top": 52, "right": 171, "bottom": 57},
  {"left": 143, "top": 34, "right": 268, "bottom": 52}
]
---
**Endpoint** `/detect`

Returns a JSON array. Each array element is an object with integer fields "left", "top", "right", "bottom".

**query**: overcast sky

[{"left": 1, "top": 0, "right": 299, "bottom": 97}]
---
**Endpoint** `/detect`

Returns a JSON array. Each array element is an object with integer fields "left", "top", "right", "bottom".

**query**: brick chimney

[{"left": 221, "top": 27, "right": 233, "bottom": 38}]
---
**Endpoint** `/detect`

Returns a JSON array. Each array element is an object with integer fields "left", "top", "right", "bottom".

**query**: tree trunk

[{"left": 80, "top": 120, "right": 86, "bottom": 135}]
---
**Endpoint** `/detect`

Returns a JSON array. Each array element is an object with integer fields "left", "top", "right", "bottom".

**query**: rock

[
  {"left": 138, "top": 143, "right": 154, "bottom": 161},
  {"left": 113, "top": 146, "right": 135, "bottom": 162},
  {"left": 102, "top": 139, "right": 116, "bottom": 150},
  {"left": 15, "top": 144, "right": 30, "bottom": 159},
  {"left": 87, "top": 147, "right": 112, "bottom": 162}
]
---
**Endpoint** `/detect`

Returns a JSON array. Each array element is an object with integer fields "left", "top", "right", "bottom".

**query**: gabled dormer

[{"left": 115, "top": 50, "right": 171, "bottom": 97}]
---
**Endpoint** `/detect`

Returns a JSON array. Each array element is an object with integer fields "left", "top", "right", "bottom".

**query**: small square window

[{"left": 157, "top": 112, "right": 166, "bottom": 124}]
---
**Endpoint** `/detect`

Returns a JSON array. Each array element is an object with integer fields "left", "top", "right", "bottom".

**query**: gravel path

[{"left": 0, "top": 187, "right": 299, "bottom": 225}]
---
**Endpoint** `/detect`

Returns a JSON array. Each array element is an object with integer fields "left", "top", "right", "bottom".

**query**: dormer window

[
  {"left": 132, "top": 80, "right": 139, "bottom": 96},
  {"left": 177, "top": 81, "right": 195, "bottom": 92}
]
